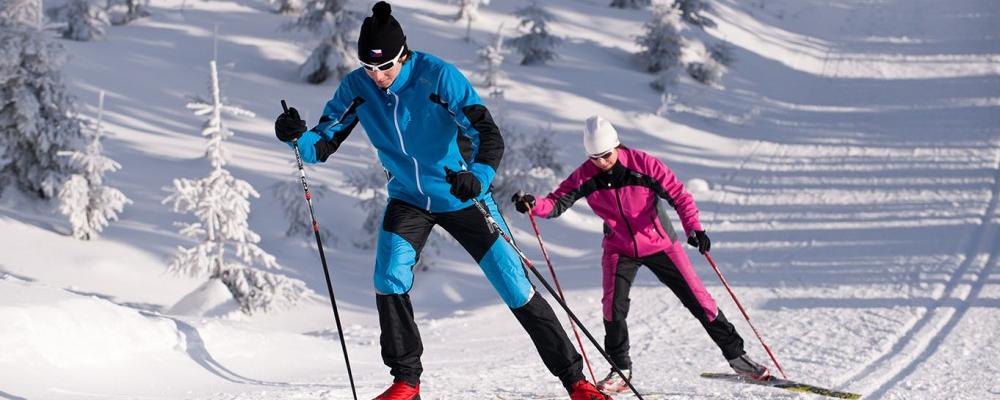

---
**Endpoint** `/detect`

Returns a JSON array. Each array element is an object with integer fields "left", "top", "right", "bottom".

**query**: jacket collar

[{"left": 386, "top": 52, "right": 415, "bottom": 93}]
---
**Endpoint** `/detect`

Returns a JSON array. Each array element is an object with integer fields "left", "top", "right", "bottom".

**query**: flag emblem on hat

[{"left": 370, "top": 49, "right": 383, "bottom": 58}]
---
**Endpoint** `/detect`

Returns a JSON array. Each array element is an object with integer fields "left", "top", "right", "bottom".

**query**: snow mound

[
  {"left": 686, "top": 178, "right": 711, "bottom": 193},
  {"left": 0, "top": 278, "right": 183, "bottom": 369},
  {"left": 167, "top": 278, "right": 240, "bottom": 317}
]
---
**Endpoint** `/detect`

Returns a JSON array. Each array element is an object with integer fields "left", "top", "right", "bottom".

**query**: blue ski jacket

[{"left": 292, "top": 51, "right": 503, "bottom": 213}]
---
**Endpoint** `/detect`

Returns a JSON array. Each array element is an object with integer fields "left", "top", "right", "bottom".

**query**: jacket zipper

[
  {"left": 388, "top": 89, "right": 430, "bottom": 211},
  {"left": 614, "top": 187, "right": 639, "bottom": 257},
  {"left": 651, "top": 215, "right": 666, "bottom": 239}
]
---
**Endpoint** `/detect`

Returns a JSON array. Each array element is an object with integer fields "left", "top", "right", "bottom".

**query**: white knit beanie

[{"left": 583, "top": 115, "right": 620, "bottom": 156}]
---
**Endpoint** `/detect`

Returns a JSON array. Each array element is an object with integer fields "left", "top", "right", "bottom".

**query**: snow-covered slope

[{"left": 1, "top": 0, "right": 998, "bottom": 398}]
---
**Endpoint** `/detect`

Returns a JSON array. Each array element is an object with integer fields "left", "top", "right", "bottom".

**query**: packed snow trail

[{"left": 1, "top": 0, "right": 997, "bottom": 399}]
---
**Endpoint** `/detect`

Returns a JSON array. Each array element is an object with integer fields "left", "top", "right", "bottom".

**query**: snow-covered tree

[
  {"left": 270, "top": 161, "right": 335, "bottom": 241},
  {"left": 610, "top": 0, "right": 650, "bottom": 9},
  {"left": 164, "top": 60, "right": 307, "bottom": 314},
  {"left": 345, "top": 150, "right": 389, "bottom": 250},
  {"left": 455, "top": 0, "right": 489, "bottom": 42},
  {"left": 506, "top": 1, "right": 559, "bottom": 66},
  {"left": 105, "top": 0, "right": 148, "bottom": 26},
  {"left": 45, "top": 0, "right": 110, "bottom": 41},
  {"left": 650, "top": 62, "right": 682, "bottom": 92},
  {"left": 709, "top": 41, "right": 735, "bottom": 66},
  {"left": 673, "top": 0, "right": 715, "bottom": 28},
  {"left": 634, "top": 4, "right": 684, "bottom": 74},
  {"left": 218, "top": 254, "right": 309, "bottom": 314},
  {"left": 1, "top": 0, "right": 43, "bottom": 28},
  {"left": 345, "top": 147, "right": 445, "bottom": 269},
  {"left": 0, "top": 7, "right": 87, "bottom": 199},
  {"left": 271, "top": 0, "right": 304, "bottom": 14},
  {"left": 185, "top": 61, "right": 255, "bottom": 169},
  {"left": 477, "top": 24, "right": 507, "bottom": 99},
  {"left": 285, "top": 0, "right": 361, "bottom": 84},
  {"left": 490, "top": 115, "right": 564, "bottom": 214},
  {"left": 686, "top": 56, "right": 725, "bottom": 87},
  {"left": 637, "top": 4, "right": 731, "bottom": 89},
  {"left": 58, "top": 91, "right": 131, "bottom": 240}
]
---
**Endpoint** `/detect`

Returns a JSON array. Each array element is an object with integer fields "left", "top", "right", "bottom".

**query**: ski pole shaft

[
  {"left": 525, "top": 210, "right": 597, "bottom": 384},
  {"left": 283, "top": 100, "right": 358, "bottom": 400},
  {"left": 703, "top": 252, "right": 787, "bottom": 379},
  {"left": 471, "top": 199, "right": 644, "bottom": 399}
]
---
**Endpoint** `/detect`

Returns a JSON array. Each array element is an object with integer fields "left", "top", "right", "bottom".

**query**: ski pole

[
  {"left": 468, "top": 197, "right": 644, "bottom": 399},
  {"left": 522, "top": 201, "right": 597, "bottom": 384},
  {"left": 282, "top": 100, "right": 358, "bottom": 400},
  {"left": 703, "top": 251, "right": 787, "bottom": 379}
]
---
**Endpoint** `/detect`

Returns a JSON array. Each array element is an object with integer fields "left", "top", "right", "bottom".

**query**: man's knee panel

[
  {"left": 478, "top": 238, "right": 534, "bottom": 308},
  {"left": 374, "top": 230, "right": 418, "bottom": 294}
]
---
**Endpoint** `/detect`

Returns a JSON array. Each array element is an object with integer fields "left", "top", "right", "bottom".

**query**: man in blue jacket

[{"left": 274, "top": 3, "right": 610, "bottom": 399}]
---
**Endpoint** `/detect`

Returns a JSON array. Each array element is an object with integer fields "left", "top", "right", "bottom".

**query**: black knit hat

[{"left": 357, "top": 1, "right": 407, "bottom": 65}]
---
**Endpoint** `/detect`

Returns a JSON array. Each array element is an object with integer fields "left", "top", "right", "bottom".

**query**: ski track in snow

[
  {"left": 845, "top": 145, "right": 1000, "bottom": 398},
  {"left": 3, "top": 0, "right": 999, "bottom": 399}
]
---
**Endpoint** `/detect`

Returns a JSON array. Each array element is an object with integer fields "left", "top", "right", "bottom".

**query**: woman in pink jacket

[{"left": 511, "top": 116, "right": 769, "bottom": 393}]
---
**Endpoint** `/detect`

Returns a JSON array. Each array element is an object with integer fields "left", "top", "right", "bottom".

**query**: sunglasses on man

[
  {"left": 588, "top": 149, "right": 614, "bottom": 161},
  {"left": 361, "top": 47, "right": 406, "bottom": 72}
]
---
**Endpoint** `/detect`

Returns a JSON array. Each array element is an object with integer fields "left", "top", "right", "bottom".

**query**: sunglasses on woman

[
  {"left": 361, "top": 47, "right": 406, "bottom": 72},
  {"left": 588, "top": 150, "right": 614, "bottom": 160}
]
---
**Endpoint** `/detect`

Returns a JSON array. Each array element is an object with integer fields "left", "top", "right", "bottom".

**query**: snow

[{"left": 1, "top": 0, "right": 999, "bottom": 398}]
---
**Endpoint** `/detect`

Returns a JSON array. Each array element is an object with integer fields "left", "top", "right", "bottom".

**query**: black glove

[
  {"left": 444, "top": 168, "right": 482, "bottom": 202},
  {"left": 687, "top": 230, "right": 711, "bottom": 254},
  {"left": 511, "top": 192, "right": 535, "bottom": 214},
  {"left": 275, "top": 107, "right": 307, "bottom": 142}
]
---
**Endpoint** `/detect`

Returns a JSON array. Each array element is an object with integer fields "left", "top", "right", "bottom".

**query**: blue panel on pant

[
  {"left": 478, "top": 237, "right": 534, "bottom": 308},
  {"left": 374, "top": 230, "right": 418, "bottom": 294}
]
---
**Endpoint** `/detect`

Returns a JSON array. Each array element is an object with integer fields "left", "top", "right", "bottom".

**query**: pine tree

[
  {"left": 637, "top": 4, "right": 730, "bottom": 89},
  {"left": 455, "top": 0, "right": 489, "bottom": 42},
  {"left": 506, "top": 1, "right": 559, "bottom": 66},
  {"left": 609, "top": 0, "right": 650, "bottom": 9},
  {"left": 0, "top": 2, "right": 87, "bottom": 199},
  {"left": 272, "top": 0, "right": 304, "bottom": 14},
  {"left": 58, "top": 91, "right": 131, "bottom": 240},
  {"left": 489, "top": 115, "right": 564, "bottom": 214},
  {"left": 1, "top": 0, "right": 43, "bottom": 27},
  {"left": 286, "top": 0, "right": 361, "bottom": 84},
  {"left": 634, "top": 4, "right": 684, "bottom": 74},
  {"left": 46, "top": 0, "right": 110, "bottom": 41},
  {"left": 270, "top": 161, "right": 334, "bottom": 241},
  {"left": 105, "top": 0, "right": 149, "bottom": 26},
  {"left": 477, "top": 24, "right": 507, "bottom": 99},
  {"left": 345, "top": 147, "right": 446, "bottom": 268},
  {"left": 219, "top": 267, "right": 309, "bottom": 314},
  {"left": 164, "top": 60, "right": 307, "bottom": 314},
  {"left": 185, "top": 62, "right": 255, "bottom": 170},
  {"left": 673, "top": 0, "right": 715, "bottom": 28},
  {"left": 345, "top": 149, "right": 389, "bottom": 250}
]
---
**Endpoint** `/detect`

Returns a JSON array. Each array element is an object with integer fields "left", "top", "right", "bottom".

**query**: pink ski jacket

[{"left": 532, "top": 147, "right": 703, "bottom": 258}]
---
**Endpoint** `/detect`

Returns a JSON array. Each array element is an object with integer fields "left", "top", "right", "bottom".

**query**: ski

[
  {"left": 495, "top": 392, "right": 675, "bottom": 400},
  {"left": 701, "top": 372, "right": 861, "bottom": 399}
]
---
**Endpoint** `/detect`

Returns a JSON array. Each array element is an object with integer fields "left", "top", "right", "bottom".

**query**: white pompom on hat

[{"left": 583, "top": 115, "right": 621, "bottom": 156}]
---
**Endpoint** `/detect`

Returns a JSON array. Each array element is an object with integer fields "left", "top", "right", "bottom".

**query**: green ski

[{"left": 701, "top": 372, "right": 862, "bottom": 399}]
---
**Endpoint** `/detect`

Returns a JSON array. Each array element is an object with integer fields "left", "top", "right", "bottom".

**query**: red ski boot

[
  {"left": 568, "top": 380, "right": 613, "bottom": 400},
  {"left": 373, "top": 381, "right": 420, "bottom": 400}
]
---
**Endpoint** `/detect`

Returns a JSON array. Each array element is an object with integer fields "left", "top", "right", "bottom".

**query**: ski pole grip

[{"left": 281, "top": 99, "right": 289, "bottom": 113}]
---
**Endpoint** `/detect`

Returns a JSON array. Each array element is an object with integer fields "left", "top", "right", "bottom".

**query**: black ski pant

[
  {"left": 375, "top": 196, "right": 584, "bottom": 389},
  {"left": 603, "top": 248, "right": 746, "bottom": 371}
]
